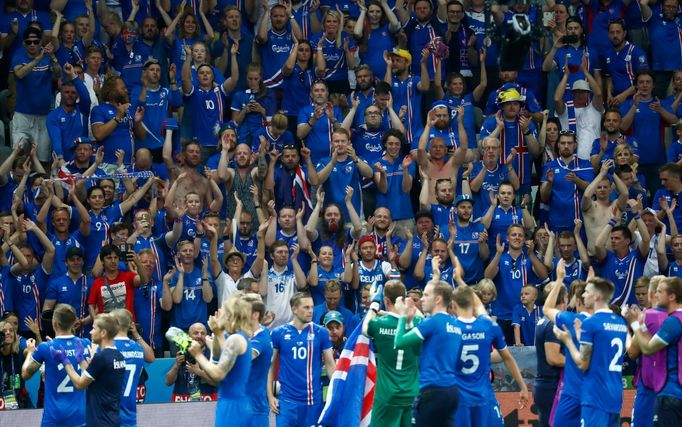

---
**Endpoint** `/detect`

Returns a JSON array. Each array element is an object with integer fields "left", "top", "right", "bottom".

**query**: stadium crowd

[{"left": 0, "top": 0, "right": 681, "bottom": 425}]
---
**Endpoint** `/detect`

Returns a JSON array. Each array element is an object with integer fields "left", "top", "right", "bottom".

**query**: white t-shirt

[
  {"left": 215, "top": 270, "right": 254, "bottom": 306},
  {"left": 559, "top": 101, "right": 602, "bottom": 160}
]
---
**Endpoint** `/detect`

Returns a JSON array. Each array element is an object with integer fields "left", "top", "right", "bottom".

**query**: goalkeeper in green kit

[{"left": 362, "top": 280, "right": 422, "bottom": 427}]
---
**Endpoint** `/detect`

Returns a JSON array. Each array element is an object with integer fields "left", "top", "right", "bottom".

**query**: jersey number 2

[{"left": 608, "top": 337, "right": 624, "bottom": 372}]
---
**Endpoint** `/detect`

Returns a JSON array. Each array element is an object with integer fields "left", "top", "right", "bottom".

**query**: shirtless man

[
  {"left": 163, "top": 126, "right": 211, "bottom": 206},
  {"left": 581, "top": 159, "right": 628, "bottom": 254},
  {"left": 416, "top": 106, "right": 468, "bottom": 205}
]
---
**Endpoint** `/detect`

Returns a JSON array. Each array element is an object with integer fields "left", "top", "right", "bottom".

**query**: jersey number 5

[{"left": 461, "top": 344, "right": 480, "bottom": 374}]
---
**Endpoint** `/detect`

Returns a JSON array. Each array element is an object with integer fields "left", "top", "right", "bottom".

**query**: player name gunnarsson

[{"left": 602, "top": 323, "right": 628, "bottom": 332}]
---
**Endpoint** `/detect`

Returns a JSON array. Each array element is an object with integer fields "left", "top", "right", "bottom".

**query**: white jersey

[{"left": 265, "top": 266, "right": 298, "bottom": 329}]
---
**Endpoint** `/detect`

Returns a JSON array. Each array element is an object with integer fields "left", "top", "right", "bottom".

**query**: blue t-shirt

[
  {"left": 11, "top": 47, "right": 54, "bottom": 115},
  {"left": 541, "top": 157, "right": 594, "bottom": 231},
  {"left": 271, "top": 322, "right": 332, "bottom": 404},
  {"left": 297, "top": 104, "right": 344, "bottom": 165},
  {"left": 309, "top": 31, "right": 357, "bottom": 81},
  {"left": 645, "top": 5, "right": 682, "bottom": 71},
  {"left": 113, "top": 338, "right": 145, "bottom": 427},
  {"left": 90, "top": 103, "right": 136, "bottom": 164},
  {"left": 604, "top": 42, "right": 648, "bottom": 96},
  {"left": 47, "top": 77, "right": 92, "bottom": 160},
  {"left": 579, "top": 310, "right": 627, "bottom": 413},
  {"left": 414, "top": 312, "right": 462, "bottom": 389},
  {"left": 84, "top": 347, "right": 126, "bottom": 427},
  {"left": 32, "top": 336, "right": 91, "bottom": 426},
  {"left": 247, "top": 326, "right": 273, "bottom": 415},
  {"left": 316, "top": 157, "right": 364, "bottom": 221},
  {"left": 231, "top": 89, "right": 277, "bottom": 144},
  {"left": 184, "top": 84, "right": 229, "bottom": 147},
  {"left": 492, "top": 252, "right": 531, "bottom": 320},
  {"left": 620, "top": 97, "right": 672, "bottom": 165},
  {"left": 133, "top": 280, "right": 165, "bottom": 350},
  {"left": 375, "top": 157, "right": 416, "bottom": 221},
  {"left": 597, "top": 248, "right": 645, "bottom": 307},
  {"left": 470, "top": 161, "right": 510, "bottom": 219},
  {"left": 170, "top": 268, "right": 211, "bottom": 330},
  {"left": 11, "top": 266, "right": 49, "bottom": 332},
  {"left": 453, "top": 221, "right": 486, "bottom": 283},
  {"left": 455, "top": 315, "right": 506, "bottom": 406},
  {"left": 654, "top": 312, "right": 682, "bottom": 399},
  {"left": 46, "top": 273, "right": 93, "bottom": 321},
  {"left": 258, "top": 29, "right": 293, "bottom": 88},
  {"left": 512, "top": 304, "right": 540, "bottom": 346}
]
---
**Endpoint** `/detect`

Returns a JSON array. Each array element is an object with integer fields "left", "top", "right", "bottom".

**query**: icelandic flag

[{"left": 318, "top": 324, "right": 377, "bottom": 427}]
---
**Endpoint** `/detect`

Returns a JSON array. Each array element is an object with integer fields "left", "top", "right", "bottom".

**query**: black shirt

[
  {"left": 84, "top": 347, "right": 126, "bottom": 427},
  {"left": 534, "top": 316, "right": 562, "bottom": 384}
]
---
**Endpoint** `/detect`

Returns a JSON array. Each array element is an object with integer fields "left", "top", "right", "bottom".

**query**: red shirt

[{"left": 88, "top": 271, "right": 138, "bottom": 320}]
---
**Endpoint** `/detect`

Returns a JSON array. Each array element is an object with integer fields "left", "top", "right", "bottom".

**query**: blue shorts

[
  {"left": 455, "top": 405, "right": 490, "bottom": 427},
  {"left": 276, "top": 399, "right": 323, "bottom": 427},
  {"left": 216, "top": 397, "right": 252, "bottom": 427},
  {"left": 553, "top": 393, "right": 581, "bottom": 427},
  {"left": 248, "top": 413, "right": 269, "bottom": 427},
  {"left": 632, "top": 384, "right": 656, "bottom": 427},
  {"left": 581, "top": 405, "right": 620, "bottom": 427}
]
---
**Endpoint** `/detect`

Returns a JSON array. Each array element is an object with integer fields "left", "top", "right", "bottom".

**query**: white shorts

[{"left": 10, "top": 112, "right": 51, "bottom": 162}]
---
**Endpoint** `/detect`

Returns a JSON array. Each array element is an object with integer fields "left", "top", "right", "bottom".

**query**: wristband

[
  {"left": 114, "top": 116, "right": 122, "bottom": 123},
  {"left": 631, "top": 321, "right": 641, "bottom": 332},
  {"left": 633, "top": 213, "right": 641, "bottom": 221},
  {"left": 608, "top": 218, "right": 617, "bottom": 227},
  {"left": 523, "top": 130, "right": 531, "bottom": 136},
  {"left": 370, "top": 301, "right": 381, "bottom": 313}
]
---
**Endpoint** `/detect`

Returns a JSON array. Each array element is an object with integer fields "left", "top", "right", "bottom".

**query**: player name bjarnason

[{"left": 602, "top": 322, "right": 628, "bottom": 332}]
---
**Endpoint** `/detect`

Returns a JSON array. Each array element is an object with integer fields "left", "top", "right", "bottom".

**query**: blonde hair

[
  {"left": 649, "top": 275, "right": 666, "bottom": 294},
  {"left": 271, "top": 111, "right": 288, "bottom": 131},
  {"left": 475, "top": 278, "right": 497, "bottom": 301},
  {"left": 223, "top": 297, "right": 252, "bottom": 336},
  {"left": 0, "top": 321, "right": 20, "bottom": 354},
  {"left": 324, "top": 10, "right": 344, "bottom": 48}
]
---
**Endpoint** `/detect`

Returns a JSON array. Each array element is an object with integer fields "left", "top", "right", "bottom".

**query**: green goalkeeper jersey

[{"left": 367, "top": 313, "right": 422, "bottom": 405}]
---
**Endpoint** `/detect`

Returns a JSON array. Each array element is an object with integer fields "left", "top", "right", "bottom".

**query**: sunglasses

[
  {"left": 559, "top": 130, "right": 576, "bottom": 135},
  {"left": 25, "top": 39, "right": 41, "bottom": 45}
]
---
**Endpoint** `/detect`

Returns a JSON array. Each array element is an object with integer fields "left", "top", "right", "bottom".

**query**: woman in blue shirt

[
  {"left": 281, "top": 39, "right": 326, "bottom": 136},
  {"left": 231, "top": 63, "right": 277, "bottom": 147},
  {"left": 353, "top": 0, "right": 400, "bottom": 80},
  {"left": 310, "top": 10, "right": 357, "bottom": 94}
]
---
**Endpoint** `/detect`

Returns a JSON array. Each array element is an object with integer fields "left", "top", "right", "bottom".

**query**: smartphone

[
  {"left": 542, "top": 12, "right": 554, "bottom": 27},
  {"left": 120, "top": 243, "right": 130, "bottom": 254},
  {"left": 561, "top": 35, "right": 579, "bottom": 44}
]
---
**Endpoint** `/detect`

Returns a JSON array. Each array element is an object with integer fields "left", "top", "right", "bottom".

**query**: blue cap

[
  {"left": 455, "top": 194, "right": 474, "bottom": 206},
  {"left": 429, "top": 100, "right": 449, "bottom": 112},
  {"left": 323, "top": 310, "right": 344, "bottom": 326}
]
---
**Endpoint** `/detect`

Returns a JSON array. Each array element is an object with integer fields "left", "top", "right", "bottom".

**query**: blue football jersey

[
  {"left": 579, "top": 310, "right": 627, "bottom": 413},
  {"left": 113, "top": 338, "right": 146, "bottom": 427},
  {"left": 32, "top": 336, "right": 91, "bottom": 427},
  {"left": 414, "top": 312, "right": 462, "bottom": 389},
  {"left": 271, "top": 323, "right": 332, "bottom": 405}
]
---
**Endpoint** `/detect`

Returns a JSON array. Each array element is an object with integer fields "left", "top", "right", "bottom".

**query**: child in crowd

[
  {"left": 512, "top": 285, "right": 540, "bottom": 346},
  {"left": 475, "top": 278, "right": 497, "bottom": 319}
]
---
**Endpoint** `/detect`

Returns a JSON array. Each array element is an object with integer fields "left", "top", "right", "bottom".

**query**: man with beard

[
  {"left": 264, "top": 144, "right": 319, "bottom": 214},
  {"left": 91, "top": 76, "right": 146, "bottom": 171},
  {"left": 215, "top": 7, "right": 254, "bottom": 93},
  {"left": 222, "top": 143, "right": 261, "bottom": 221},
  {"left": 350, "top": 65, "right": 376, "bottom": 127},
  {"left": 323, "top": 311, "right": 346, "bottom": 359},
  {"left": 165, "top": 322, "right": 218, "bottom": 401},
  {"left": 451, "top": 195, "right": 489, "bottom": 283},
  {"left": 131, "top": 59, "right": 182, "bottom": 162},
  {"left": 539, "top": 130, "right": 594, "bottom": 233},
  {"left": 128, "top": 208, "right": 183, "bottom": 282},
  {"left": 256, "top": 2, "right": 302, "bottom": 88},
  {"left": 163, "top": 129, "right": 212, "bottom": 209},
  {"left": 421, "top": 178, "right": 455, "bottom": 229},
  {"left": 364, "top": 207, "right": 404, "bottom": 263},
  {"left": 590, "top": 109, "right": 639, "bottom": 170},
  {"left": 343, "top": 98, "right": 405, "bottom": 167},
  {"left": 543, "top": 221, "right": 590, "bottom": 286},
  {"left": 581, "top": 160, "right": 629, "bottom": 255},
  {"left": 374, "top": 130, "right": 416, "bottom": 226},
  {"left": 384, "top": 48, "right": 431, "bottom": 146},
  {"left": 398, "top": 210, "right": 436, "bottom": 290},
  {"left": 602, "top": 20, "right": 648, "bottom": 105},
  {"left": 136, "top": 17, "right": 170, "bottom": 85},
  {"left": 469, "top": 136, "right": 519, "bottom": 219},
  {"left": 316, "top": 129, "right": 373, "bottom": 220},
  {"left": 297, "top": 79, "right": 344, "bottom": 165},
  {"left": 47, "top": 63, "right": 92, "bottom": 162},
  {"left": 418, "top": 106, "right": 468, "bottom": 205}
]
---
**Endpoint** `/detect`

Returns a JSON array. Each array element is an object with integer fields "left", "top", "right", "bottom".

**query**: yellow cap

[
  {"left": 390, "top": 48, "right": 412, "bottom": 64},
  {"left": 496, "top": 88, "right": 525, "bottom": 105}
]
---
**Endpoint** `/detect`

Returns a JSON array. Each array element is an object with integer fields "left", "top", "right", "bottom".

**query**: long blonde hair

[
  {"left": 0, "top": 321, "right": 20, "bottom": 355},
  {"left": 223, "top": 297, "right": 252, "bottom": 336}
]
